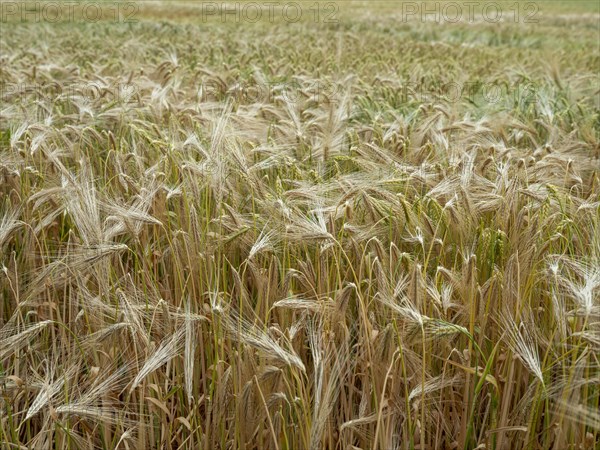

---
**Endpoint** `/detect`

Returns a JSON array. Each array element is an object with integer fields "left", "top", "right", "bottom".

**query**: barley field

[{"left": 1, "top": 1, "right": 599, "bottom": 449}]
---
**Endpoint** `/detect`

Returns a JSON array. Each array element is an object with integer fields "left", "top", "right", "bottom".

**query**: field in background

[{"left": 1, "top": 1, "right": 599, "bottom": 449}]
